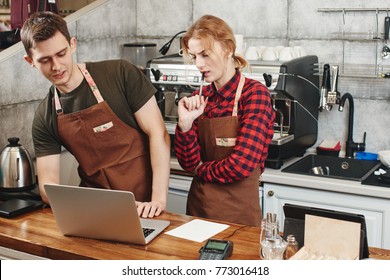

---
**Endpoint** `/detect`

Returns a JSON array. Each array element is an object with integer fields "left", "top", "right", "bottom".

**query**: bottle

[{"left": 283, "top": 235, "right": 299, "bottom": 260}]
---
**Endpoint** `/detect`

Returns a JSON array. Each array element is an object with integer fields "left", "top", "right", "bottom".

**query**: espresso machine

[
  {"left": 147, "top": 55, "right": 320, "bottom": 169},
  {"left": 265, "top": 55, "right": 320, "bottom": 168},
  {"left": 147, "top": 55, "right": 202, "bottom": 143}
]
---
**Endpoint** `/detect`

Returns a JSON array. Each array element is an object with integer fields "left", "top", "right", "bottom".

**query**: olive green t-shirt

[{"left": 32, "top": 59, "right": 157, "bottom": 157}]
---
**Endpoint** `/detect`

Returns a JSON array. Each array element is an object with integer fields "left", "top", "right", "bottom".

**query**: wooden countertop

[{"left": 1, "top": 208, "right": 390, "bottom": 260}]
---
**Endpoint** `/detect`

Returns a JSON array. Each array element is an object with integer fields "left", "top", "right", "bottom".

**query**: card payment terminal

[{"left": 198, "top": 239, "right": 234, "bottom": 260}]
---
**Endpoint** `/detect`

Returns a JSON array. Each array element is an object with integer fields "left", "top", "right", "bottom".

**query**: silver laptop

[{"left": 44, "top": 184, "right": 170, "bottom": 245}]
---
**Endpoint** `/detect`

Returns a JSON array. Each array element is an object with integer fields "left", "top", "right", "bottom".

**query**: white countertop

[
  {"left": 171, "top": 156, "right": 390, "bottom": 199},
  {"left": 262, "top": 157, "right": 390, "bottom": 200}
]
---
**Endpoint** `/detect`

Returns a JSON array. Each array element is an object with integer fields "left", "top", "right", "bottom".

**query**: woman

[{"left": 175, "top": 15, "right": 275, "bottom": 227}]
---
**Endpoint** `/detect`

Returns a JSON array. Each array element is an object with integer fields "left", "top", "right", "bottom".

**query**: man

[{"left": 21, "top": 12, "right": 170, "bottom": 218}]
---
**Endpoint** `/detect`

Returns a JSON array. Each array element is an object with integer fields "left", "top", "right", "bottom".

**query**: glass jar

[
  {"left": 259, "top": 213, "right": 282, "bottom": 258},
  {"left": 261, "top": 236, "right": 287, "bottom": 260}
]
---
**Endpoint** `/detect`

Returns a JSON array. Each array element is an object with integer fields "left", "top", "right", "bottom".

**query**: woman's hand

[{"left": 177, "top": 94, "right": 208, "bottom": 132}]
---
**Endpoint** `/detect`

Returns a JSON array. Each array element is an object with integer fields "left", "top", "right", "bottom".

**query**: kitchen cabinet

[
  {"left": 263, "top": 182, "right": 390, "bottom": 249},
  {"left": 167, "top": 174, "right": 191, "bottom": 215},
  {"left": 168, "top": 172, "right": 264, "bottom": 215},
  {"left": 60, "top": 150, "right": 80, "bottom": 186}
]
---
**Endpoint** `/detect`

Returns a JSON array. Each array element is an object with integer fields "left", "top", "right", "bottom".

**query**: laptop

[
  {"left": 44, "top": 184, "right": 170, "bottom": 245},
  {"left": 283, "top": 203, "right": 368, "bottom": 259}
]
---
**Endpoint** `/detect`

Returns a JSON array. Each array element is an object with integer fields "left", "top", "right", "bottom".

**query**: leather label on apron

[
  {"left": 215, "top": 137, "right": 237, "bottom": 147},
  {"left": 93, "top": 121, "right": 113, "bottom": 133}
]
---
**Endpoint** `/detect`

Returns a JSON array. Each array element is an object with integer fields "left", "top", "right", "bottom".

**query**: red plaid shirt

[{"left": 175, "top": 70, "right": 275, "bottom": 183}]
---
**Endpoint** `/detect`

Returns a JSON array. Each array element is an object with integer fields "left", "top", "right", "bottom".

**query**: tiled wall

[{"left": 0, "top": 0, "right": 389, "bottom": 157}]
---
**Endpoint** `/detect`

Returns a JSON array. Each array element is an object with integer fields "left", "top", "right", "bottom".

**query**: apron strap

[
  {"left": 232, "top": 73, "right": 245, "bottom": 117},
  {"left": 77, "top": 63, "right": 104, "bottom": 103},
  {"left": 53, "top": 63, "right": 104, "bottom": 114},
  {"left": 53, "top": 87, "right": 63, "bottom": 114}
]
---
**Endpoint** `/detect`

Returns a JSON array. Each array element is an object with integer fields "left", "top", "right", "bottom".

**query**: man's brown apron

[
  {"left": 187, "top": 74, "right": 262, "bottom": 227},
  {"left": 53, "top": 64, "right": 152, "bottom": 201}
]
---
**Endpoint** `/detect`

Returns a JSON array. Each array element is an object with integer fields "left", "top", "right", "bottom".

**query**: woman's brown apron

[
  {"left": 53, "top": 64, "right": 152, "bottom": 201},
  {"left": 187, "top": 74, "right": 262, "bottom": 227}
]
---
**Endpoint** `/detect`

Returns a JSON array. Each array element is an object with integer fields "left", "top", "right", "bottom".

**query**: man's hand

[{"left": 136, "top": 201, "right": 166, "bottom": 218}]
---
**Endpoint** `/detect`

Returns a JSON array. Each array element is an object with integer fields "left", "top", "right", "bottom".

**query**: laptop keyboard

[{"left": 143, "top": 227, "right": 155, "bottom": 237}]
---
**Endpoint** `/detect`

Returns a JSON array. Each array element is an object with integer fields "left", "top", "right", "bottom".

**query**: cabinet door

[
  {"left": 168, "top": 177, "right": 264, "bottom": 215},
  {"left": 167, "top": 175, "right": 192, "bottom": 214},
  {"left": 263, "top": 183, "right": 389, "bottom": 249}
]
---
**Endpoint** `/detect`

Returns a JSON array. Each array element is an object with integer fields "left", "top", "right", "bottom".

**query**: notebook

[
  {"left": 44, "top": 184, "right": 170, "bottom": 245},
  {"left": 0, "top": 198, "right": 43, "bottom": 218}
]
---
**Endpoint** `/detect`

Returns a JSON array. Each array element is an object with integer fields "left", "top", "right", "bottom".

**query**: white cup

[
  {"left": 279, "top": 47, "right": 295, "bottom": 61},
  {"left": 293, "top": 46, "right": 306, "bottom": 58},
  {"left": 262, "top": 47, "right": 279, "bottom": 61},
  {"left": 275, "top": 45, "right": 285, "bottom": 54},
  {"left": 256, "top": 46, "right": 266, "bottom": 57},
  {"left": 245, "top": 46, "right": 259, "bottom": 60},
  {"left": 234, "top": 34, "right": 244, "bottom": 56}
]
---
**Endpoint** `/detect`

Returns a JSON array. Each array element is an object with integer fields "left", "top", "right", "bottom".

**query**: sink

[{"left": 282, "top": 154, "right": 381, "bottom": 181}]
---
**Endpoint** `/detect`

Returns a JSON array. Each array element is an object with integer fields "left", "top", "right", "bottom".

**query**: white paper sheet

[{"left": 165, "top": 219, "right": 229, "bottom": 243}]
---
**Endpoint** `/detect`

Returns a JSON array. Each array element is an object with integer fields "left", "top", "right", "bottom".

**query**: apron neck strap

[
  {"left": 53, "top": 63, "right": 104, "bottom": 114},
  {"left": 77, "top": 63, "right": 104, "bottom": 103},
  {"left": 232, "top": 73, "right": 245, "bottom": 117}
]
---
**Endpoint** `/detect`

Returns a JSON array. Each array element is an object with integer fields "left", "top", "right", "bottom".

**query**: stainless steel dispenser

[{"left": 0, "top": 137, "right": 37, "bottom": 191}]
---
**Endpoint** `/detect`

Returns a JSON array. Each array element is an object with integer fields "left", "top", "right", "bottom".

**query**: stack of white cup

[{"left": 244, "top": 45, "right": 306, "bottom": 61}]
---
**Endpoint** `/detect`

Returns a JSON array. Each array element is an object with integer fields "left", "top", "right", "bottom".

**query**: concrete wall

[{"left": 1, "top": 0, "right": 389, "bottom": 157}]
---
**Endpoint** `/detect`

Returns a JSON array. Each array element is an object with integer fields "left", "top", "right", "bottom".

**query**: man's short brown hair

[{"left": 21, "top": 11, "right": 71, "bottom": 57}]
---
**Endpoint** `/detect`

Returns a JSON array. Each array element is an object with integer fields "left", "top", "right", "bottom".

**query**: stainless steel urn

[{"left": 0, "top": 137, "right": 37, "bottom": 191}]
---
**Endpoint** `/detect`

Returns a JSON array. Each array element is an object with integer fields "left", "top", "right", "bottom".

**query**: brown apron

[
  {"left": 53, "top": 64, "right": 152, "bottom": 201},
  {"left": 187, "top": 73, "right": 262, "bottom": 227}
]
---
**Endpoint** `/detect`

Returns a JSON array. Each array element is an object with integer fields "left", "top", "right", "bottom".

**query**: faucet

[{"left": 338, "top": 93, "right": 366, "bottom": 158}]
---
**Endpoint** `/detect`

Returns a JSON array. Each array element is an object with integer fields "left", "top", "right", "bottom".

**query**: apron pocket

[{"left": 93, "top": 121, "right": 113, "bottom": 133}]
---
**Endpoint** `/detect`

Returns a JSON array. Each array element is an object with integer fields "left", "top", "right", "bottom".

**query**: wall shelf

[
  {"left": 0, "top": 7, "right": 10, "bottom": 16},
  {"left": 317, "top": 7, "right": 390, "bottom": 78},
  {"left": 330, "top": 32, "right": 384, "bottom": 41},
  {"left": 318, "top": 8, "right": 390, "bottom": 13},
  {"left": 317, "top": 62, "right": 390, "bottom": 79}
]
